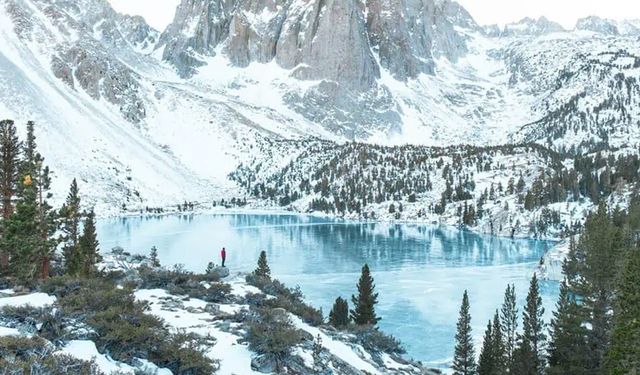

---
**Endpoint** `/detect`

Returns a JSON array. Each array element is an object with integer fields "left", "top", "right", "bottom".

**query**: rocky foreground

[{"left": 0, "top": 250, "right": 440, "bottom": 375}]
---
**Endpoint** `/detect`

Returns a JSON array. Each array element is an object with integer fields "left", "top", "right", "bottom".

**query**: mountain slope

[
  {"left": 0, "top": 0, "right": 640, "bottom": 211},
  {"left": 0, "top": 0, "right": 333, "bottom": 211}
]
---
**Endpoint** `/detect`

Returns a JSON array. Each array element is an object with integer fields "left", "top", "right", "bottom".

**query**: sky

[
  {"left": 109, "top": 0, "right": 640, "bottom": 31},
  {"left": 456, "top": 0, "right": 640, "bottom": 29},
  {"left": 109, "top": 0, "right": 180, "bottom": 30}
]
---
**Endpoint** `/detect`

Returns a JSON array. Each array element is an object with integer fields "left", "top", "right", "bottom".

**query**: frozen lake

[{"left": 97, "top": 213, "right": 559, "bottom": 368}]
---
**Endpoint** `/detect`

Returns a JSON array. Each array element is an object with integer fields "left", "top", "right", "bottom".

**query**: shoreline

[
  {"left": 99, "top": 203, "right": 564, "bottom": 243},
  {"left": 97, "top": 204, "right": 566, "bottom": 284}
]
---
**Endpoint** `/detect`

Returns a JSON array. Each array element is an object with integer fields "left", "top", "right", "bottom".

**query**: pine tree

[
  {"left": 581, "top": 205, "right": 623, "bottom": 372},
  {"left": 3, "top": 122, "right": 56, "bottom": 281},
  {"left": 329, "top": 297, "right": 350, "bottom": 329},
  {"left": 24, "top": 121, "right": 57, "bottom": 279},
  {"left": 486, "top": 310, "right": 506, "bottom": 374},
  {"left": 0, "top": 119, "right": 20, "bottom": 273},
  {"left": 60, "top": 179, "right": 82, "bottom": 275},
  {"left": 3, "top": 178, "right": 38, "bottom": 281},
  {"left": 254, "top": 250, "right": 271, "bottom": 279},
  {"left": 150, "top": 246, "right": 161, "bottom": 268},
  {"left": 604, "top": 248, "right": 640, "bottom": 375},
  {"left": 478, "top": 319, "right": 496, "bottom": 375},
  {"left": 566, "top": 204, "right": 625, "bottom": 373},
  {"left": 512, "top": 274, "right": 546, "bottom": 375},
  {"left": 452, "top": 290, "right": 476, "bottom": 375},
  {"left": 78, "top": 210, "right": 101, "bottom": 277},
  {"left": 350, "top": 264, "right": 380, "bottom": 326},
  {"left": 547, "top": 280, "right": 590, "bottom": 375},
  {"left": 33, "top": 157, "right": 56, "bottom": 279},
  {"left": 500, "top": 284, "right": 518, "bottom": 371}
]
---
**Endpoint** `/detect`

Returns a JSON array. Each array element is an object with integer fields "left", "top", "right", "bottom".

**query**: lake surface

[{"left": 97, "top": 213, "right": 559, "bottom": 368}]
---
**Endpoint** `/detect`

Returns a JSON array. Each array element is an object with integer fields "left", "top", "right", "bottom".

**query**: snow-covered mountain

[
  {"left": 1, "top": 0, "right": 640, "bottom": 211},
  {"left": 497, "top": 17, "right": 565, "bottom": 37}
]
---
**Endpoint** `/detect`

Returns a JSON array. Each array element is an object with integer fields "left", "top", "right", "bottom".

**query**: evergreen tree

[
  {"left": 491, "top": 311, "right": 506, "bottom": 374},
  {"left": 329, "top": 297, "right": 350, "bottom": 329},
  {"left": 22, "top": 121, "right": 37, "bottom": 172},
  {"left": 60, "top": 179, "right": 82, "bottom": 275},
  {"left": 78, "top": 210, "right": 101, "bottom": 277},
  {"left": 254, "top": 250, "right": 271, "bottom": 279},
  {"left": 33, "top": 157, "right": 56, "bottom": 279},
  {"left": 3, "top": 176, "right": 38, "bottom": 281},
  {"left": 3, "top": 122, "right": 56, "bottom": 280},
  {"left": 512, "top": 274, "right": 546, "bottom": 375},
  {"left": 25, "top": 121, "right": 57, "bottom": 279},
  {"left": 547, "top": 280, "right": 590, "bottom": 375},
  {"left": 350, "top": 264, "right": 380, "bottom": 326},
  {"left": 0, "top": 119, "right": 20, "bottom": 273},
  {"left": 500, "top": 284, "right": 518, "bottom": 371},
  {"left": 604, "top": 248, "right": 640, "bottom": 375},
  {"left": 478, "top": 319, "right": 496, "bottom": 375},
  {"left": 150, "top": 246, "right": 161, "bottom": 268},
  {"left": 566, "top": 204, "right": 625, "bottom": 373},
  {"left": 453, "top": 290, "right": 476, "bottom": 375}
]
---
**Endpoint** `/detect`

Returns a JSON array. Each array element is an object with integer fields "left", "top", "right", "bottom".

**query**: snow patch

[
  {"left": 57, "top": 340, "right": 135, "bottom": 374},
  {"left": 0, "top": 293, "right": 56, "bottom": 308}
]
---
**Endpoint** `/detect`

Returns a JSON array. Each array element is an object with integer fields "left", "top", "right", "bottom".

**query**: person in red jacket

[{"left": 221, "top": 247, "right": 227, "bottom": 267}]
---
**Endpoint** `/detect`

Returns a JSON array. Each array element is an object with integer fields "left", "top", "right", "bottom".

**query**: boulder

[
  {"left": 251, "top": 353, "right": 277, "bottom": 373},
  {"left": 209, "top": 266, "right": 230, "bottom": 279},
  {"left": 270, "top": 307, "right": 288, "bottom": 323}
]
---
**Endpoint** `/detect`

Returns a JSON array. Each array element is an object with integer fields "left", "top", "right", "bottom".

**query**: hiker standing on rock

[{"left": 221, "top": 247, "right": 227, "bottom": 268}]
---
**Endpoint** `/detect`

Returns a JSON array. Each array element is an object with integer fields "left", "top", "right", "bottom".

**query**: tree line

[
  {"left": 451, "top": 200, "right": 640, "bottom": 374},
  {"left": 232, "top": 140, "right": 640, "bottom": 239},
  {"left": 0, "top": 119, "right": 100, "bottom": 284}
]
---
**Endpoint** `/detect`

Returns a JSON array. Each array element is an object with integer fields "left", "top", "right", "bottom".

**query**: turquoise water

[{"left": 97, "top": 213, "right": 559, "bottom": 368}]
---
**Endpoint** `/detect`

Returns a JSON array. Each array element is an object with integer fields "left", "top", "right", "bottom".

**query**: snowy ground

[
  {"left": 133, "top": 274, "right": 429, "bottom": 375},
  {"left": 0, "top": 268, "right": 434, "bottom": 374}
]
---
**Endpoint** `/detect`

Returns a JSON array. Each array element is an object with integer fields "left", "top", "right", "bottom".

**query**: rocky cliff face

[
  {"left": 3, "top": 0, "right": 156, "bottom": 123},
  {"left": 366, "top": 0, "right": 434, "bottom": 80},
  {"left": 160, "top": 0, "right": 476, "bottom": 83},
  {"left": 156, "top": 0, "right": 476, "bottom": 136},
  {"left": 158, "top": 0, "right": 236, "bottom": 77},
  {"left": 500, "top": 17, "right": 565, "bottom": 37},
  {"left": 575, "top": 16, "right": 620, "bottom": 35}
]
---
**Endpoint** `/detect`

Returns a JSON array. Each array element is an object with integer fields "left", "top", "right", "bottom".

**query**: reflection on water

[{"left": 98, "top": 213, "right": 559, "bottom": 368}]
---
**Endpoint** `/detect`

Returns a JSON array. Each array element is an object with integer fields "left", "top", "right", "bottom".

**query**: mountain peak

[
  {"left": 575, "top": 16, "right": 620, "bottom": 35},
  {"left": 500, "top": 16, "right": 565, "bottom": 37},
  {"left": 157, "top": 0, "right": 477, "bottom": 82}
]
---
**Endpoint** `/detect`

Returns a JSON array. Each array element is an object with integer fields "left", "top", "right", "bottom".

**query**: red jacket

[{"left": 221, "top": 249, "right": 226, "bottom": 259}]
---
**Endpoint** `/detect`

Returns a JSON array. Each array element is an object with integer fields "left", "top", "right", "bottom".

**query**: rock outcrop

[
  {"left": 158, "top": 0, "right": 475, "bottom": 84},
  {"left": 501, "top": 17, "right": 565, "bottom": 37},
  {"left": 367, "top": 0, "right": 433, "bottom": 80},
  {"left": 158, "top": 0, "right": 236, "bottom": 77},
  {"left": 4, "top": 0, "right": 155, "bottom": 123},
  {"left": 154, "top": 0, "right": 477, "bottom": 136},
  {"left": 575, "top": 16, "right": 620, "bottom": 35}
]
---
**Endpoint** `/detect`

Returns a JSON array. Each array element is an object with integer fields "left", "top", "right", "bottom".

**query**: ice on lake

[{"left": 98, "top": 213, "right": 559, "bottom": 368}]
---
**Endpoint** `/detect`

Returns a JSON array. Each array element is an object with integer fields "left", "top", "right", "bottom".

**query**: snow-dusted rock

[
  {"left": 251, "top": 354, "right": 277, "bottom": 373},
  {"left": 157, "top": 0, "right": 235, "bottom": 77},
  {"left": 134, "top": 274, "right": 436, "bottom": 374},
  {"left": 500, "top": 17, "right": 565, "bottom": 37},
  {"left": 575, "top": 16, "right": 620, "bottom": 35},
  {"left": 538, "top": 238, "right": 573, "bottom": 281},
  {"left": 159, "top": 0, "right": 475, "bottom": 86}
]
